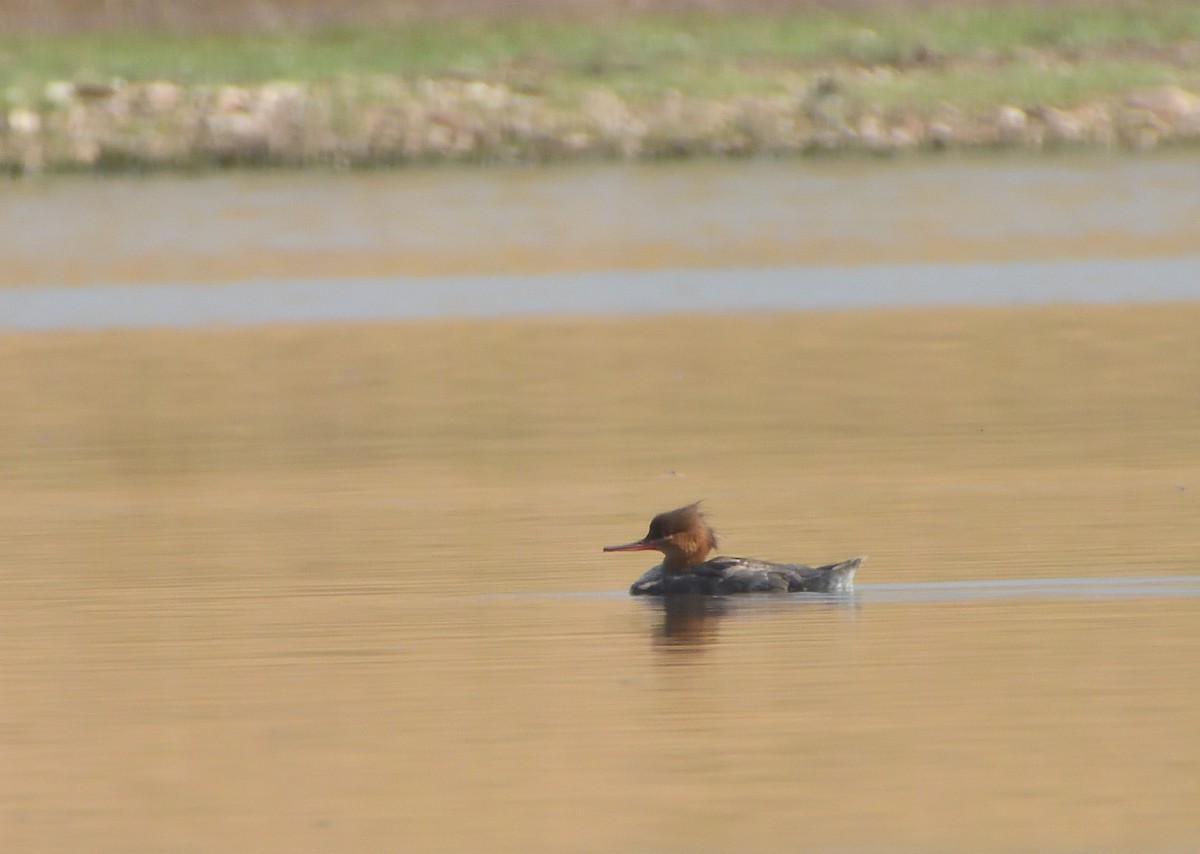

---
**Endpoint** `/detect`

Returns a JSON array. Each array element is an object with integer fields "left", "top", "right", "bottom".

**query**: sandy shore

[
  {"left": 5, "top": 1, "right": 1200, "bottom": 173},
  {"left": 4, "top": 75, "right": 1200, "bottom": 174}
]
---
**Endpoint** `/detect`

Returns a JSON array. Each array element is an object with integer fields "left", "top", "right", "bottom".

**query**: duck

[{"left": 604, "top": 503, "right": 863, "bottom": 595}]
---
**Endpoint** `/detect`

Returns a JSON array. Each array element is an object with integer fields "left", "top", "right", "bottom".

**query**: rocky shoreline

[{"left": 4, "top": 75, "right": 1200, "bottom": 174}]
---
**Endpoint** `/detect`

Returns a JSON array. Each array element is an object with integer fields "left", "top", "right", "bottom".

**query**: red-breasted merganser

[{"left": 604, "top": 503, "right": 863, "bottom": 595}]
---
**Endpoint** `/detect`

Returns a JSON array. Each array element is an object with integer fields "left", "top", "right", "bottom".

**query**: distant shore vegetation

[{"left": 3, "top": 2, "right": 1200, "bottom": 172}]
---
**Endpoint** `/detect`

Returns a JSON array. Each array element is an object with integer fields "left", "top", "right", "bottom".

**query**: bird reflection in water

[
  {"left": 645, "top": 593, "right": 860, "bottom": 649},
  {"left": 655, "top": 595, "right": 728, "bottom": 646}
]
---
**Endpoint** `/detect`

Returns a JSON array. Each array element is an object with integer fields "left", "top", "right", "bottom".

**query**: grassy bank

[{"left": 3, "top": 2, "right": 1200, "bottom": 171}]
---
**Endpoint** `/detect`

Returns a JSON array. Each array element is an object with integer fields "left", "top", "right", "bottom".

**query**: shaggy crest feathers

[
  {"left": 646, "top": 502, "right": 716, "bottom": 549},
  {"left": 643, "top": 502, "right": 718, "bottom": 573}
]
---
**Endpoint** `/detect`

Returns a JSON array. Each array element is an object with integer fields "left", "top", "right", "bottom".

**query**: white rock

[{"left": 8, "top": 108, "right": 40, "bottom": 135}]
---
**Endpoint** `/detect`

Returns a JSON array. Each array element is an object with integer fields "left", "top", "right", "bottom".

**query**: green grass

[
  {"left": 2, "top": 2, "right": 1199, "bottom": 107},
  {"left": 846, "top": 60, "right": 1195, "bottom": 113}
]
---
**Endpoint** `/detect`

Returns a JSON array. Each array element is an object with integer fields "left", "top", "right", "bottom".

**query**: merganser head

[{"left": 603, "top": 502, "right": 718, "bottom": 574}]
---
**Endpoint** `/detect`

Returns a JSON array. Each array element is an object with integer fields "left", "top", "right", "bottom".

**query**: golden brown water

[{"left": 2, "top": 305, "right": 1199, "bottom": 852}]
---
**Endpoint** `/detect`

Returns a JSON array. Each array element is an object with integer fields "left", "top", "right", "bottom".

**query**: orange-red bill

[{"left": 603, "top": 539, "right": 660, "bottom": 553}]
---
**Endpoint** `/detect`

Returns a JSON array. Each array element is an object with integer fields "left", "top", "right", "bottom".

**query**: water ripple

[{"left": 5, "top": 256, "right": 1200, "bottom": 331}]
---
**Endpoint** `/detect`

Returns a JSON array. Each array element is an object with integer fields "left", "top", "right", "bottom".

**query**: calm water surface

[
  {"left": 6, "top": 154, "right": 1200, "bottom": 289},
  {"left": 2, "top": 158, "right": 1199, "bottom": 853}
]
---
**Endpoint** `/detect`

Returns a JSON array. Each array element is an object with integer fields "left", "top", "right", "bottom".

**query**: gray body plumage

[{"left": 629, "top": 555, "right": 863, "bottom": 596}]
